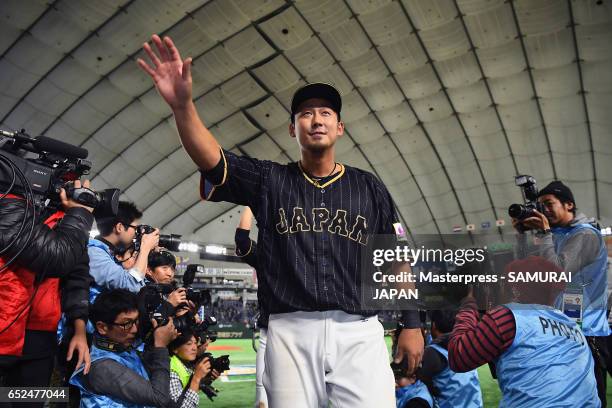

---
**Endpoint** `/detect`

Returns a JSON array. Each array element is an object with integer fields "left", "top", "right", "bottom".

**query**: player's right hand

[
  {"left": 394, "top": 328, "right": 424, "bottom": 375},
  {"left": 137, "top": 35, "right": 193, "bottom": 111}
]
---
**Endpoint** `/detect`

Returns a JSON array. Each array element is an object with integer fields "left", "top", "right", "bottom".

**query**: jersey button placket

[{"left": 320, "top": 187, "right": 327, "bottom": 290}]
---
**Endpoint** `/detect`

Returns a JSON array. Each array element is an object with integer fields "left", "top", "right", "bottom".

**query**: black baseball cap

[
  {"left": 290, "top": 82, "right": 342, "bottom": 121},
  {"left": 537, "top": 180, "right": 575, "bottom": 206}
]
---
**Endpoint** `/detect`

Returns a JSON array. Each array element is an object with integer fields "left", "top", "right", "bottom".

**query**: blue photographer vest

[
  {"left": 495, "top": 303, "right": 600, "bottom": 408},
  {"left": 428, "top": 344, "right": 483, "bottom": 408},
  {"left": 552, "top": 223, "right": 610, "bottom": 336},
  {"left": 70, "top": 342, "right": 152, "bottom": 408},
  {"left": 395, "top": 380, "right": 433, "bottom": 408}
]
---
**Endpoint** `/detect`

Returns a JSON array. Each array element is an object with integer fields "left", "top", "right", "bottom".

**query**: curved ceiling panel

[{"left": 0, "top": 0, "right": 610, "bottom": 243}]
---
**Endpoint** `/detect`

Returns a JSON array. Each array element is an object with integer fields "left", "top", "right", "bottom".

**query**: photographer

[
  {"left": 0, "top": 179, "right": 94, "bottom": 397},
  {"left": 88, "top": 201, "right": 159, "bottom": 299},
  {"left": 139, "top": 250, "right": 191, "bottom": 330},
  {"left": 512, "top": 180, "right": 609, "bottom": 404},
  {"left": 168, "top": 330, "right": 212, "bottom": 408},
  {"left": 448, "top": 257, "right": 600, "bottom": 407},
  {"left": 146, "top": 250, "right": 178, "bottom": 285},
  {"left": 146, "top": 250, "right": 191, "bottom": 311},
  {"left": 417, "top": 309, "right": 482, "bottom": 408},
  {"left": 70, "top": 289, "right": 178, "bottom": 407}
]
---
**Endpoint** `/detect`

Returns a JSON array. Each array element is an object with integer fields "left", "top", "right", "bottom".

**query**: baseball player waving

[{"left": 139, "top": 34, "right": 424, "bottom": 408}]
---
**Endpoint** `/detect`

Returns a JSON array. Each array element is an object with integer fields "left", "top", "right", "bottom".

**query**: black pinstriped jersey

[{"left": 201, "top": 149, "right": 399, "bottom": 316}]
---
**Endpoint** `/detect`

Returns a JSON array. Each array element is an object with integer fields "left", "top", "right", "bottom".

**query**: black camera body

[
  {"left": 201, "top": 352, "right": 230, "bottom": 373},
  {"left": 134, "top": 224, "right": 182, "bottom": 252},
  {"left": 140, "top": 271, "right": 215, "bottom": 344},
  {"left": 143, "top": 294, "right": 217, "bottom": 344},
  {"left": 140, "top": 282, "right": 174, "bottom": 328},
  {"left": 508, "top": 175, "right": 545, "bottom": 221},
  {"left": 183, "top": 264, "right": 211, "bottom": 305},
  {"left": 173, "top": 311, "right": 218, "bottom": 344},
  {"left": 0, "top": 130, "right": 119, "bottom": 215},
  {"left": 196, "top": 352, "right": 231, "bottom": 401},
  {"left": 187, "top": 313, "right": 218, "bottom": 344}
]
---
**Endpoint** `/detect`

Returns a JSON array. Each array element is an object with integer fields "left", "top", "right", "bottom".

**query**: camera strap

[
  {"left": 176, "top": 373, "right": 194, "bottom": 407},
  {"left": 95, "top": 236, "right": 114, "bottom": 250},
  {"left": 93, "top": 336, "right": 131, "bottom": 354}
]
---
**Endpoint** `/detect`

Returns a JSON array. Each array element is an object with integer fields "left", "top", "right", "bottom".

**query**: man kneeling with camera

[{"left": 70, "top": 289, "right": 178, "bottom": 407}]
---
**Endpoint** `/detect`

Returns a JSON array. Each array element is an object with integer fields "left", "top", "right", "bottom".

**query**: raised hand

[
  {"left": 137, "top": 35, "right": 193, "bottom": 110},
  {"left": 137, "top": 35, "right": 221, "bottom": 171}
]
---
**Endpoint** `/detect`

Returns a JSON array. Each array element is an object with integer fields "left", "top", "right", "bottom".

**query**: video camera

[
  {"left": 508, "top": 175, "right": 544, "bottom": 221},
  {"left": 195, "top": 352, "right": 230, "bottom": 401},
  {"left": 0, "top": 129, "right": 119, "bottom": 215},
  {"left": 134, "top": 224, "right": 182, "bottom": 252}
]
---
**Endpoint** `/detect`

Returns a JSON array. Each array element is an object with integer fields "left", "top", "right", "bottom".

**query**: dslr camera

[
  {"left": 0, "top": 129, "right": 119, "bottom": 215},
  {"left": 165, "top": 310, "right": 218, "bottom": 345},
  {"left": 182, "top": 264, "right": 211, "bottom": 305},
  {"left": 508, "top": 175, "right": 544, "bottom": 221},
  {"left": 134, "top": 224, "right": 182, "bottom": 252},
  {"left": 140, "top": 264, "right": 213, "bottom": 338},
  {"left": 195, "top": 352, "right": 231, "bottom": 401}
]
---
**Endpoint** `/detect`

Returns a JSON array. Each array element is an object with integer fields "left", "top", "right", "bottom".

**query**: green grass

[
  {"left": 200, "top": 338, "right": 611, "bottom": 408},
  {"left": 199, "top": 338, "right": 257, "bottom": 407}
]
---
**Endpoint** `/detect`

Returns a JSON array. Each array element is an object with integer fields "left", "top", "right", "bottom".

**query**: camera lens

[
  {"left": 159, "top": 234, "right": 182, "bottom": 252},
  {"left": 508, "top": 203, "right": 526, "bottom": 219},
  {"left": 173, "top": 314, "right": 192, "bottom": 332}
]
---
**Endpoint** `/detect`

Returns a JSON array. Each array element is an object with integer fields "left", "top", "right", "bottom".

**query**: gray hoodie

[{"left": 517, "top": 212, "right": 602, "bottom": 276}]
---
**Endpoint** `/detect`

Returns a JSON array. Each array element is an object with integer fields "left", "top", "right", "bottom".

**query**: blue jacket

[{"left": 88, "top": 238, "right": 146, "bottom": 294}]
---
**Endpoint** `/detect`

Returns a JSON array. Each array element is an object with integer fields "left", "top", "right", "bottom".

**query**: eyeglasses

[{"left": 110, "top": 318, "right": 139, "bottom": 331}]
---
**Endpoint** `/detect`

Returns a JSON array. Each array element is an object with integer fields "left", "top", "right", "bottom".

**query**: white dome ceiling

[{"left": 1, "top": 0, "right": 611, "bottom": 245}]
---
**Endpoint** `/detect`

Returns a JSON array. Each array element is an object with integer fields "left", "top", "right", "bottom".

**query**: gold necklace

[{"left": 298, "top": 162, "right": 345, "bottom": 188}]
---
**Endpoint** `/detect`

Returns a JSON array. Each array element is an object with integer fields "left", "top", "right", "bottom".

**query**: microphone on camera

[
  {"left": 0, "top": 130, "right": 88, "bottom": 160},
  {"left": 34, "top": 136, "right": 89, "bottom": 159}
]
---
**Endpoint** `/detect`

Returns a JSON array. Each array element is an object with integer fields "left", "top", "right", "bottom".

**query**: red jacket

[
  {"left": 0, "top": 194, "right": 94, "bottom": 356},
  {"left": 0, "top": 210, "right": 63, "bottom": 356}
]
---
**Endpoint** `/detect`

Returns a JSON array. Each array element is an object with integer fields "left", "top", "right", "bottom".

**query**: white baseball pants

[
  {"left": 263, "top": 310, "right": 395, "bottom": 408},
  {"left": 256, "top": 327, "right": 269, "bottom": 407}
]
